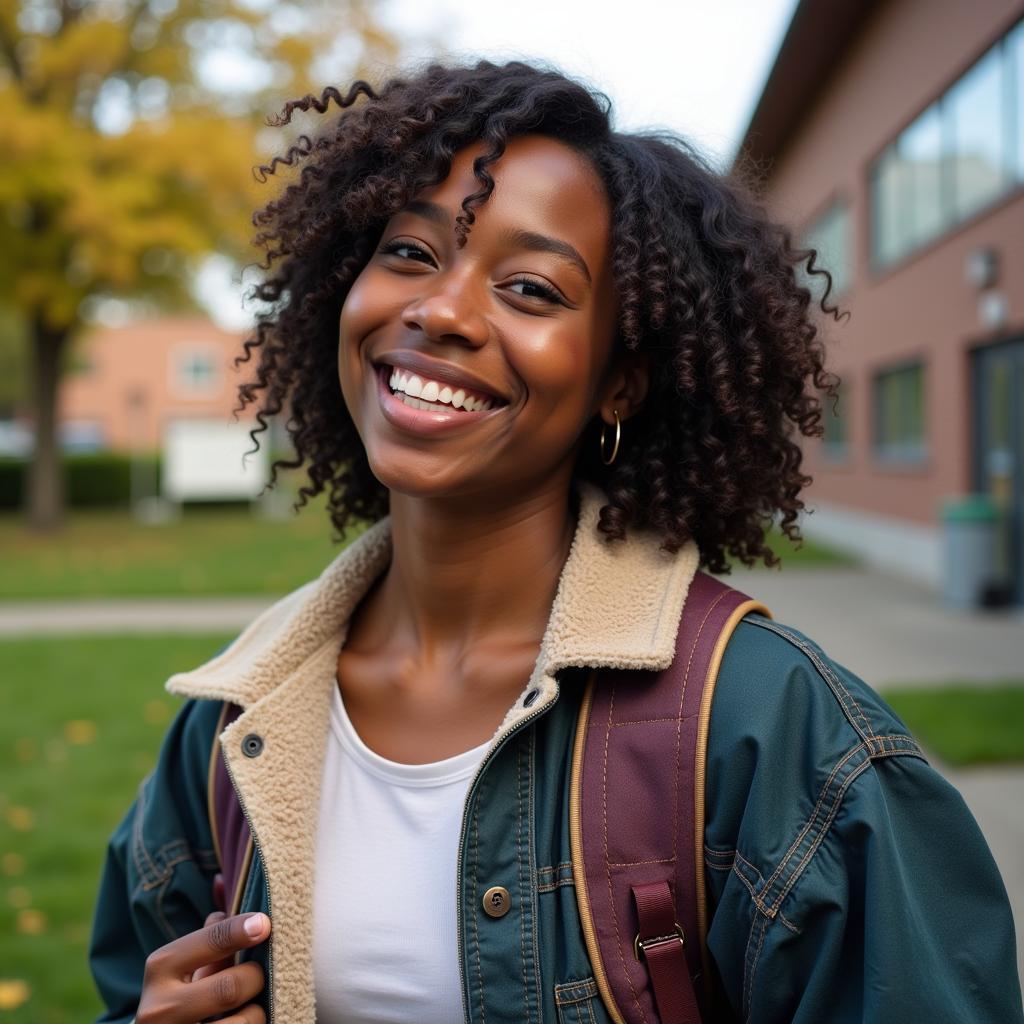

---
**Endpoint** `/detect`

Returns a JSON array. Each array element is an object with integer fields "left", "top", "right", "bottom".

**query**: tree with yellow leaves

[{"left": 0, "top": 0, "right": 400, "bottom": 528}]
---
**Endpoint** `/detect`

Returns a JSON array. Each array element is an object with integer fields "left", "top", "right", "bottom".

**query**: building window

[
  {"left": 873, "top": 362, "right": 927, "bottom": 464},
  {"left": 1012, "top": 20, "right": 1024, "bottom": 180},
  {"left": 869, "top": 19, "right": 1023, "bottom": 269},
  {"left": 801, "top": 200, "right": 852, "bottom": 301},
  {"left": 947, "top": 46, "right": 1008, "bottom": 221},
  {"left": 821, "top": 381, "right": 851, "bottom": 461},
  {"left": 172, "top": 346, "right": 221, "bottom": 397}
]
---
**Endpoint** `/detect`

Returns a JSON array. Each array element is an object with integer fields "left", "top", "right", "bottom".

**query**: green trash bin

[{"left": 940, "top": 495, "right": 1000, "bottom": 609}]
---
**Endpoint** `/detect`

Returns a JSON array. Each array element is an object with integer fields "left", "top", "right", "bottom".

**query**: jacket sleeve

[
  {"left": 704, "top": 616, "right": 1023, "bottom": 1024},
  {"left": 89, "top": 698, "right": 224, "bottom": 1023}
]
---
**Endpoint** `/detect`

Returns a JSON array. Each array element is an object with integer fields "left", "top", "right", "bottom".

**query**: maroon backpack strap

[
  {"left": 207, "top": 701, "right": 254, "bottom": 915},
  {"left": 570, "top": 571, "right": 771, "bottom": 1024}
]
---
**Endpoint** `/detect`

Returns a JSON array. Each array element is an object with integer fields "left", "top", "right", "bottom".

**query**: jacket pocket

[{"left": 554, "top": 976, "right": 608, "bottom": 1024}]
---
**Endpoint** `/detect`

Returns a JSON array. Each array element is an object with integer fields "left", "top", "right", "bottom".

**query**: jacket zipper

[
  {"left": 220, "top": 751, "right": 275, "bottom": 1024},
  {"left": 456, "top": 686, "right": 560, "bottom": 1024}
]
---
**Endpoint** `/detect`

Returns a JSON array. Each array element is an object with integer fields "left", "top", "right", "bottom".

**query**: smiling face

[{"left": 338, "top": 134, "right": 643, "bottom": 505}]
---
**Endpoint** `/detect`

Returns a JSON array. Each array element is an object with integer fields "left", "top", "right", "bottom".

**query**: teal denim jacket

[{"left": 90, "top": 488, "right": 1023, "bottom": 1023}]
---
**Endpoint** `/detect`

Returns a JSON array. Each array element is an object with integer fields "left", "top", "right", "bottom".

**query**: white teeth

[{"left": 386, "top": 366, "right": 496, "bottom": 412}]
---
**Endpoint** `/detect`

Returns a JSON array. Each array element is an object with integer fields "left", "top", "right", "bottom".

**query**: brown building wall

[
  {"left": 758, "top": 0, "right": 1024, "bottom": 528},
  {"left": 60, "top": 315, "right": 257, "bottom": 451}
]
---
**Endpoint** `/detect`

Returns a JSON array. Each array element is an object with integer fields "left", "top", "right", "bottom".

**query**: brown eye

[
  {"left": 379, "top": 240, "right": 435, "bottom": 265},
  {"left": 506, "top": 276, "right": 564, "bottom": 304}
]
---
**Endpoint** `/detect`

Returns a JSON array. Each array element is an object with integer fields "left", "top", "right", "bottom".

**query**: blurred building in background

[
  {"left": 59, "top": 316, "right": 251, "bottom": 452},
  {"left": 737, "top": 0, "right": 1024, "bottom": 604}
]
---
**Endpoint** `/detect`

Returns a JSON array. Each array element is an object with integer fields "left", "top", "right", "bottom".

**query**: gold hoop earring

[{"left": 600, "top": 409, "right": 621, "bottom": 466}]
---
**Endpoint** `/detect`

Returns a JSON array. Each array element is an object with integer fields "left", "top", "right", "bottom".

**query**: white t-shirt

[{"left": 313, "top": 682, "right": 490, "bottom": 1024}]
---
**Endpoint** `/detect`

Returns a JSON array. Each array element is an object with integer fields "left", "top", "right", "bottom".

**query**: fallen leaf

[
  {"left": 0, "top": 979, "right": 30, "bottom": 1010},
  {"left": 4, "top": 807, "right": 34, "bottom": 832},
  {"left": 1, "top": 853, "right": 25, "bottom": 876},
  {"left": 16, "top": 908, "right": 47, "bottom": 935},
  {"left": 64, "top": 719, "right": 98, "bottom": 744}
]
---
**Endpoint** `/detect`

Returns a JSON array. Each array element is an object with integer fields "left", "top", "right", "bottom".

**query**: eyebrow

[{"left": 398, "top": 199, "right": 593, "bottom": 285}]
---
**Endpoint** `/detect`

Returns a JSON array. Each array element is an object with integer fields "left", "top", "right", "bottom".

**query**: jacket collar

[{"left": 167, "top": 482, "right": 700, "bottom": 710}]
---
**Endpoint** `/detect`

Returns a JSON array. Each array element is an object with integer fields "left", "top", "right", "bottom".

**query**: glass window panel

[
  {"left": 947, "top": 46, "right": 1007, "bottom": 219},
  {"left": 822, "top": 381, "right": 850, "bottom": 458},
  {"left": 1011, "top": 21, "right": 1024, "bottom": 180},
  {"left": 899, "top": 104, "right": 947, "bottom": 246},
  {"left": 874, "top": 364, "right": 926, "bottom": 461},
  {"left": 870, "top": 145, "right": 906, "bottom": 266},
  {"left": 905, "top": 366, "right": 924, "bottom": 446},
  {"left": 801, "top": 201, "right": 852, "bottom": 301}
]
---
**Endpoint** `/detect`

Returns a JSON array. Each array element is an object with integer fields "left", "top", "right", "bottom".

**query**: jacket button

[
  {"left": 482, "top": 886, "right": 511, "bottom": 918},
  {"left": 523, "top": 689, "right": 540, "bottom": 707},
  {"left": 242, "top": 733, "right": 264, "bottom": 758}
]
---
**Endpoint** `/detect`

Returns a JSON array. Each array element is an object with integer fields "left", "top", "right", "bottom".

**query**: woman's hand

[{"left": 135, "top": 910, "right": 271, "bottom": 1023}]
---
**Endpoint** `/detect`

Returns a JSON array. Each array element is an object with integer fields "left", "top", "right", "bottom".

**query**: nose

[{"left": 400, "top": 269, "right": 489, "bottom": 348}]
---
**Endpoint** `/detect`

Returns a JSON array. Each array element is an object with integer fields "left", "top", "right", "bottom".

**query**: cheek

[
  {"left": 338, "top": 269, "right": 375, "bottom": 355},
  {"left": 509, "top": 316, "right": 610, "bottom": 416}
]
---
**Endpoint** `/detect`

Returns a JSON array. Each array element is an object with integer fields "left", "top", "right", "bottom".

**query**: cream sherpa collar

[{"left": 168, "top": 482, "right": 700, "bottom": 712}]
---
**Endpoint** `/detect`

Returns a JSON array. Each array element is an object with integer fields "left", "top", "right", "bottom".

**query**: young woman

[{"left": 91, "top": 61, "right": 1022, "bottom": 1024}]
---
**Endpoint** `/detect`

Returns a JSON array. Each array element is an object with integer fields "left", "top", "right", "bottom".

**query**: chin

[{"left": 362, "top": 448, "right": 475, "bottom": 503}]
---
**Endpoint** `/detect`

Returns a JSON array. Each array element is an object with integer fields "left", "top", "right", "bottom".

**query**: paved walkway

[
  {"left": 2, "top": 567, "right": 1023, "bottom": 978},
  {"left": 0, "top": 596, "right": 275, "bottom": 636},
  {"left": 729, "top": 564, "right": 1024, "bottom": 687}
]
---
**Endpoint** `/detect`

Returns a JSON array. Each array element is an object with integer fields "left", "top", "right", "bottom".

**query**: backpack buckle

[{"left": 633, "top": 923, "right": 685, "bottom": 961}]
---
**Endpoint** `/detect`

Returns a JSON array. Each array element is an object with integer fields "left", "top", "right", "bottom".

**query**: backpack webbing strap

[
  {"left": 570, "top": 571, "right": 771, "bottom": 1024},
  {"left": 633, "top": 880, "right": 700, "bottom": 1024}
]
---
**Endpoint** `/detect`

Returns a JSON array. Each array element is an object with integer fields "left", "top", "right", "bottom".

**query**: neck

[{"left": 376, "top": 479, "right": 577, "bottom": 658}]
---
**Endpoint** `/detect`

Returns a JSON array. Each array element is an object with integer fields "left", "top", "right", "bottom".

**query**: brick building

[
  {"left": 60, "top": 315, "right": 255, "bottom": 452},
  {"left": 736, "top": 0, "right": 1024, "bottom": 603}
]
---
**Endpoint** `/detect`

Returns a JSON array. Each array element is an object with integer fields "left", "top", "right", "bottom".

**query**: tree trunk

[{"left": 25, "top": 317, "right": 69, "bottom": 530}]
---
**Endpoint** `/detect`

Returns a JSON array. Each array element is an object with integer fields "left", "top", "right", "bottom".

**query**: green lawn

[
  {"left": 0, "top": 498, "right": 349, "bottom": 600},
  {"left": 883, "top": 684, "right": 1024, "bottom": 767},
  {"left": 749, "top": 526, "right": 857, "bottom": 568},
  {"left": 0, "top": 633, "right": 235, "bottom": 1022},
  {"left": 0, "top": 506, "right": 853, "bottom": 603}
]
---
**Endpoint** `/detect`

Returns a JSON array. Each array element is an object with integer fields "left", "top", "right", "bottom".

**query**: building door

[{"left": 974, "top": 338, "right": 1024, "bottom": 604}]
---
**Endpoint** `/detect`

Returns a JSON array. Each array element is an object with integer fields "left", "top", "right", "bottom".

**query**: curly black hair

[{"left": 235, "top": 60, "right": 841, "bottom": 574}]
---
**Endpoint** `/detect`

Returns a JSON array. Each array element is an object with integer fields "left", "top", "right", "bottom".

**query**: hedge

[{"left": 0, "top": 453, "right": 162, "bottom": 509}]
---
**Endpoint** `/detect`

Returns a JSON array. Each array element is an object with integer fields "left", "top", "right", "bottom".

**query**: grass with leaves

[
  {"left": 0, "top": 497, "right": 348, "bottom": 600},
  {"left": 0, "top": 633, "right": 234, "bottom": 1022}
]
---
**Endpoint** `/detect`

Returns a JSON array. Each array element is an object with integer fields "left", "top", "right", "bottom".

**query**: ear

[{"left": 597, "top": 349, "right": 650, "bottom": 425}]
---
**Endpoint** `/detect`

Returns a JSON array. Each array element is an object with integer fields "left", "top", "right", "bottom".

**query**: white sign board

[{"left": 163, "top": 419, "right": 269, "bottom": 502}]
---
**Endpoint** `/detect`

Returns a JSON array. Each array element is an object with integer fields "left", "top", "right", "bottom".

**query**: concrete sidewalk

[
  {"left": 943, "top": 763, "right": 1024, "bottom": 982},
  {"left": 0, "top": 595, "right": 277, "bottom": 636},
  {"left": 729, "top": 564, "right": 1024, "bottom": 687}
]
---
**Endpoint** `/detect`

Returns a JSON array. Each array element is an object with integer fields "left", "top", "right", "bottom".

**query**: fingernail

[{"left": 244, "top": 913, "right": 266, "bottom": 938}]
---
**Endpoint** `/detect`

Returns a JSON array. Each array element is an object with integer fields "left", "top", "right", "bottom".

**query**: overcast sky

[{"left": 196, "top": 0, "right": 800, "bottom": 328}]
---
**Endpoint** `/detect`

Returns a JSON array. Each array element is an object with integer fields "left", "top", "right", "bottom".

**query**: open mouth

[{"left": 377, "top": 363, "right": 504, "bottom": 414}]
